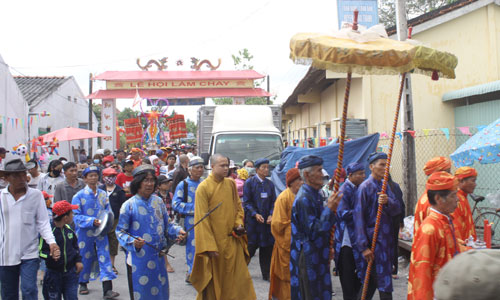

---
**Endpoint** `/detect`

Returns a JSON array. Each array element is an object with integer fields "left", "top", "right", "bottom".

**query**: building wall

[
  {"left": 30, "top": 78, "right": 98, "bottom": 161},
  {"left": 0, "top": 54, "right": 28, "bottom": 160},
  {"left": 283, "top": 3, "right": 500, "bottom": 145}
]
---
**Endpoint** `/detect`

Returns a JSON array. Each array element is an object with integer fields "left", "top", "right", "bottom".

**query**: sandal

[
  {"left": 79, "top": 285, "right": 89, "bottom": 295},
  {"left": 167, "top": 264, "right": 175, "bottom": 273}
]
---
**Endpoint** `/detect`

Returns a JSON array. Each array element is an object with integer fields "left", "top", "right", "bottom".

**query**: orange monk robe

[
  {"left": 413, "top": 190, "right": 431, "bottom": 235},
  {"left": 451, "top": 189, "right": 477, "bottom": 241},
  {"left": 408, "top": 210, "right": 466, "bottom": 300},
  {"left": 190, "top": 174, "right": 256, "bottom": 300},
  {"left": 269, "top": 188, "right": 296, "bottom": 300}
]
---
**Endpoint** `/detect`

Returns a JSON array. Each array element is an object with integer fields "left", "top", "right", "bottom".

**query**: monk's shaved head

[{"left": 210, "top": 153, "right": 226, "bottom": 167}]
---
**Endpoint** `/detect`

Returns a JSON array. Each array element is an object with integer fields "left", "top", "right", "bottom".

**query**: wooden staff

[
  {"left": 329, "top": 9, "right": 359, "bottom": 261},
  {"left": 361, "top": 73, "right": 407, "bottom": 300}
]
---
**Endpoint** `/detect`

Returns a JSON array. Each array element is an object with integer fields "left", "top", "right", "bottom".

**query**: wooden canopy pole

[{"left": 361, "top": 73, "right": 407, "bottom": 300}]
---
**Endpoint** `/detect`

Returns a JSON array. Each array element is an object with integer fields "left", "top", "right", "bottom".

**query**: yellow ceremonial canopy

[{"left": 290, "top": 28, "right": 458, "bottom": 79}]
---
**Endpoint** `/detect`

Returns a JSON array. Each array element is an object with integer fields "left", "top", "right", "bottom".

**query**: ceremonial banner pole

[
  {"left": 328, "top": 10, "right": 358, "bottom": 261},
  {"left": 361, "top": 73, "right": 406, "bottom": 300}
]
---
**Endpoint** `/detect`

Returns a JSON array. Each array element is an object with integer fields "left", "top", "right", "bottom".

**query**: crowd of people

[{"left": 0, "top": 143, "right": 499, "bottom": 300}]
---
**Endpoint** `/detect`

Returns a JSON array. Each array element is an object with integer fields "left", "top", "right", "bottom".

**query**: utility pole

[
  {"left": 396, "top": 0, "right": 417, "bottom": 216},
  {"left": 266, "top": 75, "right": 270, "bottom": 105},
  {"left": 88, "top": 73, "right": 93, "bottom": 158}
]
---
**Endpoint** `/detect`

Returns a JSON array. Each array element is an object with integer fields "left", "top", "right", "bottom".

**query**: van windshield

[{"left": 214, "top": 134, "right": 283, "bottom": 165}]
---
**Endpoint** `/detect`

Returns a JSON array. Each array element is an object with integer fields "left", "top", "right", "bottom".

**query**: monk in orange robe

[
  {"left": 268, "top": 168, "right": 303, "bottom": 300},
  {"left": 452, "top": 167, "right": 478, "bottom": 241},
  {"left": 413, "top": 157, "right": 451, "bottom": 234},
  {"left": 408, "top": 171, "right": 466, "bottom": 300}
]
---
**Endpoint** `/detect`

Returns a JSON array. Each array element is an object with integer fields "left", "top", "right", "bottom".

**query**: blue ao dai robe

[
  {"left": 116, "top": 194, "right": 182, "bottom": 300},
  {"left": 172, "top": 177, "right": 201, "bottom": 275},
  {"left": 334, "top": 179, "right": 362, "bottom": 277},
  {"left": 290, "top": 183, "right": 336, "bottom": 300},
  {"left": 72, "top": 186, "right": 116, "bottom": 283},
  {"left": 353, "top": 175, "right": 401, "bottom": 293}
]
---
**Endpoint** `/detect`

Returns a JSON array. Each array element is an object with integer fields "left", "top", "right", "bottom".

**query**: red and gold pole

[
  {"left": 360, "top": 73, "right": 407, "bottom": 300},
  {"left": 329, "top": 9, "right": 359, "bottom": 263}
]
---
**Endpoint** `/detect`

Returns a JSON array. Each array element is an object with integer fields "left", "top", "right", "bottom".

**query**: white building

[
  {"left": 14, "top": 76, "right": 98, "bottom": 161},
  {"left": 0, "top": 54, "right": 29, "bottom": 160}
]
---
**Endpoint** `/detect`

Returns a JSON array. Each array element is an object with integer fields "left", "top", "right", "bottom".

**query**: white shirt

[
  {"left": 28, "top": 172, "right": 45, "bottom": 189},
  {"left": 0, "top": 186, "right": 55, "bottom": 266}
]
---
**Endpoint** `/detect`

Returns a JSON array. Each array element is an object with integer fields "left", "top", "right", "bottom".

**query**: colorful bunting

[
  {"left": 406, "top": 130, "right": 416, "bottom": 138},
  {"left": 476, "top": 125, "right": 487, "bottom": 132},
  {"left": 458, "top": 126, "right": 472, "bottom": 136},
  {"left": 422, "top": 129, "right": 431, "bottom": 136},
  {"left": 380, "top": 132, "right": 388, "bottom": 138},
  {"left": 440, "top": 128, "right": 450, "bottom": 140},
  {"left": 396, "top": 132, "right": 403, "bottom": 141}
]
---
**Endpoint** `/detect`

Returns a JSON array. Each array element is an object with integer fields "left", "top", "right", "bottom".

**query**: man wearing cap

[
  {"left": 116, "top": 164, "right": 186, "bottom": 300},
  {"left": 72, "top": 166, "right": 118, "bottom": 298},
  {"left": 173, "top": 156, "right": 205, "bottom": 282},
  {"left": 102, "top": 155, "right": 115, "bottom": 168},
  {"left": 408, "top": 171, "right": 464, "bottom": 300},
  {"left": 243, "top": 157, "right": 277, "bottom": 281},
  {"left": 353, "top": 152, "right": 401, "bottom": 300},
  {"left": 334, "top": 162, "right": 366, "bottom": 300},
  {"left": 54, "top": 162, "right": 85, "bottom": 204},
  {"left": 40, "top": 200, "right": 83, "bottom": 300},
  {"left": 0, "top": 159, "right": 60, "bottom": 300},
  {"left": 290, "top": 155, "right": 342, "bottom": 300},
  {"left": 99, "top": 168, "right": 126, "bottom": 274},
  {"left": 414, "top": 157, "right": 452, "bottom": 234},
  {"left": 451, "top": 167, "right": 478, "bottom": 241},
  {"left": 433, "top": 249, "right": 500, "bottom": 300},
  {"left": 268, "top": 168, "right": 303, "bottom": 300}
]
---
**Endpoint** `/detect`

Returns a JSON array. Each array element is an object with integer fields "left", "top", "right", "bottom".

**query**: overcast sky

[{"left": 1, "top": 0, "right": 341, "bottom": 121}]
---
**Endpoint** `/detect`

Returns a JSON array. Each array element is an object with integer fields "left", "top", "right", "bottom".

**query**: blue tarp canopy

[{"left": 271, "top": 133, "right": 380, "bottom": 193}]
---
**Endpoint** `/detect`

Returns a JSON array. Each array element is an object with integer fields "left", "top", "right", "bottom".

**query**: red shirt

[{"left": 116, "top": 172, "right": 134, "bottom": 198}]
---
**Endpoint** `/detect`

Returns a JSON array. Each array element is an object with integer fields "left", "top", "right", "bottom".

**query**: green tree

[
  {"left": 213, "top": 48, "right": 272, "bottom": 105},
  {"left": 379, "top": 0, "right": 458, "bottom": 28},
  {"left": 186, "top": 119, "right": 197, "bottom": 137}
]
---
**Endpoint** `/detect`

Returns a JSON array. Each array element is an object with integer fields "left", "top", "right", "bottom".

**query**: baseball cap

[
  {"left": 102, "top": 167, "right": 118, "bottom": 177},
  {"left": 52, "top": 200, "right": 78, "bottom": 217},
  {"left": 434, "top": 249, "right": 500, "bottom": 300},
  {"left": 42, "top": 191, "right": 53, "bottom": 200}
]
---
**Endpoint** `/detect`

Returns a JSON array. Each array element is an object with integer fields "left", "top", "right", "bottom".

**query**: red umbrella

[{"left": 40, "top": 127, "right": 109, "bottom": 143}]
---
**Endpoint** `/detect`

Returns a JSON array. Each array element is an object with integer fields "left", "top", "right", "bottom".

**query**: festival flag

[
  {"left": 123, "top": 118, "right": 143, "bottom": 144},
  {"left": 396, "top": 132, "right": 403, "bottom": 141},
  {"left": 132, "top": 89, "right": 142, "bottom": 108},
  {"left": 407, "top": 130, "right": 416, "bottom": 138},
  {"left": 422, "top": 129, "right": 431, "bottom": 136},
  {"left": 476, "top": 125, "right": 487, "bottom": 132},
  {"left": 168, "top": 114, "right": 187, "bottom": 139},
  {"left": 380, "top": 132, "right": 388, "bottom": 138},
  {"left": 440, "top": 128, "right": 450, "bottom": 140},
  {"left": 458, "top": 126, "right": 471, "bottom": 136}
]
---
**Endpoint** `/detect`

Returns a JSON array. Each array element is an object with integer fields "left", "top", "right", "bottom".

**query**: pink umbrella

[{"left": 40, "top": 127, "right": 109, "bottom": 143}]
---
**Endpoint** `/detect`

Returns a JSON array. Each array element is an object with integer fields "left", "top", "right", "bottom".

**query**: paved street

[{"left": 38, "top": 244, "right": 408, "bottom": 299}]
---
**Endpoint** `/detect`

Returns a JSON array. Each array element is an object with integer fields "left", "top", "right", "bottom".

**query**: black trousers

[
  {"left": 127, "top": 264, "right": 134, "bottom": 300},
  {"left": 338, "top": 246, "right": 361, "bottom": 300},
  {"left": 248, "top": 244, "right": 273, "bottom": 279},
  {"left": 391, "top": 218, "right": 400, "bottom": 275},
  {"left": 357, "top": 263, "right": 392, "bottom": 300}
]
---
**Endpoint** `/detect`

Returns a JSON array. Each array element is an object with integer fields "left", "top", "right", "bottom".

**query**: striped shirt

[{"left": 0, "top": 186, "right": 55, "bottom": 266}]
